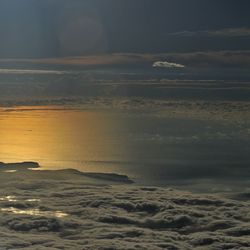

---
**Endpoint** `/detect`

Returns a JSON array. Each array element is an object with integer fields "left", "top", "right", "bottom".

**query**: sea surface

[
  {"left": 0, "top": 66, "right": 250, "bottom": 191},
  {"left": 0, "top": 105, "right": 249, "bottom": 191}
]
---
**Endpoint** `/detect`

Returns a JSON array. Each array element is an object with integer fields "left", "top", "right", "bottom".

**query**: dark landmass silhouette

[{"left": 0, "top": 162, "right": 133, "bottom": 184}]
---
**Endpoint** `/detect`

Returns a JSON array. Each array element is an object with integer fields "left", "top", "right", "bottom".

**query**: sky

[{"left": 0, "top": 0, "right": 250, "bottom": 58}]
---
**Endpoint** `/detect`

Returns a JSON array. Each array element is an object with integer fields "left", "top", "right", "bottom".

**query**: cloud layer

[
  {"left": 1, "top": 51, "right": 250, "bottom": 68},
  {"left": 0, "top": 164, "right": 249, "bottom": 249}
]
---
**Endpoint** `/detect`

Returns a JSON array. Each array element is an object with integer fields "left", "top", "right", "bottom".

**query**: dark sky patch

[{"left": 0, "top": 0, "right": 250, "bottom": 57}]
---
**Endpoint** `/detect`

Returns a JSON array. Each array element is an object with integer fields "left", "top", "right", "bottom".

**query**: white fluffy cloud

[{"left": 153, "top": 61, "right": 185, "bottom": 68}]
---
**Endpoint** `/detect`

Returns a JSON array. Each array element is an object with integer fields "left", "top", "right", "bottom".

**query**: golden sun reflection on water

[{"left": 0, "top": 106, "right": 127, "bottom": 172}]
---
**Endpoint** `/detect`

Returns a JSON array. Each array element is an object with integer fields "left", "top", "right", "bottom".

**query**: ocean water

[
  {"left": 0, "top": 105, "right": 249, "bottom": 191},
  {"left": 0, "top": 67, "right": 250, "bottom": 191}
]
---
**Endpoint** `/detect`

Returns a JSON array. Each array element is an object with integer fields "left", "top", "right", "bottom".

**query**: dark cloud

[{"left": 6, "top": 217, "right": 62, "bottom": 232}]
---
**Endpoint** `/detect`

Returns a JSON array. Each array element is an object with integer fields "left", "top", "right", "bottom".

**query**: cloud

[
  {"left": 1, "top": 51, "right": 250, "bottom": 68},
  {"left": 0, "top": 164, "right": 249, "bottom": 249},
  {"left": 169, "top": 27, "right": 250, "bottom": 38},
  {"left": 0, "top": 69, "right": 64, "bottom": 75},
  {"left": 152, "top": 61, "right": 185, "bottom": 68},
  {"left": 158, "top": 51, "right": 250, "bottom": 68}
]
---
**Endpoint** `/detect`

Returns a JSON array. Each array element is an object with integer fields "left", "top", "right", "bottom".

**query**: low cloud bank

[{"left": 0, "top": 163, "right": 249, "bottom": 249}]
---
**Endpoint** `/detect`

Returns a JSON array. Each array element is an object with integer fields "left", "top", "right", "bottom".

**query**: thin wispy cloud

[
  {"left": 169, "top": 27, "right": 250, "bottom": 38},
  {"left": 0, "top": 69, "right": 64, "bottom": 75}
]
